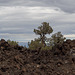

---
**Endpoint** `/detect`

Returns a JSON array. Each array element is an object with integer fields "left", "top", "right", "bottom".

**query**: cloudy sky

[{"left": 0, "top": 0, "right": 75, "bottom": 42}]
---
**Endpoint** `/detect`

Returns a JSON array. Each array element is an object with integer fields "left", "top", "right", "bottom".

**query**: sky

[{"left": 0, "top": 0, "right": 75, "bottom": 42}]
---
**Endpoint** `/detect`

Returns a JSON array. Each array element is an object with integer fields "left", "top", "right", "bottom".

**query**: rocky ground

[{"left": 0, "top": 39, "right": 75, "bottom": 75}]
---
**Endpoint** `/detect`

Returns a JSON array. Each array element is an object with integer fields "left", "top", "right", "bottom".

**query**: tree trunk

[{"left": 41, "top": 34, "right": 46, "bottom": 47}]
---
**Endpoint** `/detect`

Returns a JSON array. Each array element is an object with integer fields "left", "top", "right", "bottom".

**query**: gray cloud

[
  {"left": 0, "top": 0, "right": 75, "bottom": 42},
  {"left": 0, "top": 6, "right": 75, "bottom": 34},
  {"left": 0, "top": 0, "right": 75, "bottom": 13}
]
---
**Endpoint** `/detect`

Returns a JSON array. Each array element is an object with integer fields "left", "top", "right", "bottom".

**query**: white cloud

[
  {"left": 0, "top": 27, "right": 21, "bottom": 31},
  {"left": 64, "top": 34, "right": 75, "bottom": 38},
  {"left": 0, "top": 6, "right": 65, "bottom": 21},
  {"left": 0, "top": 33, "right": 38, "bottom": 42},
  {"left": 53, "top": 13, "right": 75, "bottom": 23}
]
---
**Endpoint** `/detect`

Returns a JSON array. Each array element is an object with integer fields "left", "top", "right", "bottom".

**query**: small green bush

[
  {"left": 7, "top": 39, "right": 18, "bottom": 46},
  {"left": 41, "top": 46, "right": 52, "bottom": 50},
  {"left": 28, "top": 38, "right": 52, "bottom": 50},
  {"left": 28, "top": 39, "right": 43, "bottom": 50},
  {"left": 47, "top": 32, "right": 66, "bottom": 47}
]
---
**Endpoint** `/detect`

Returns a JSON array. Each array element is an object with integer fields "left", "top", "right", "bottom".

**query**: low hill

[{"left": 0, "top": 39, "right": 75, "bottom": 75}]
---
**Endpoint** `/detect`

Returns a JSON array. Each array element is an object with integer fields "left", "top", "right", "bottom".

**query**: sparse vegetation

[
  {"left": 47, "top": 32, "right": 66, "bottom": 47},
  {"left": 29, "top": 22, "right": 66, "bottom": 50},
  {"left": 7, "top": 39, "right": 18, "bottom": 46},
  {"left": 28, "top": 38, "right": 43, "bottom": 50}
]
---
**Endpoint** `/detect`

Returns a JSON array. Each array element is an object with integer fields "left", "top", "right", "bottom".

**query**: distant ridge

[{"left": 18, "top": 42, "right": 28, "bottom": 47}]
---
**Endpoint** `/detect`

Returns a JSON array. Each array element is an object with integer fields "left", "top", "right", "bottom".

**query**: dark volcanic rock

[
  {"left": 0, "top": 39, "right": 75, "bottom": 75},
  {"left": 0, "top": 39, "right": 10, "bottom": 50}
]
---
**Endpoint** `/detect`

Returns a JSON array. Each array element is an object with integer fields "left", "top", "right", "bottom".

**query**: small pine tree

[{"left": 34, "top": 22, "right": 53, "bottom": 47}]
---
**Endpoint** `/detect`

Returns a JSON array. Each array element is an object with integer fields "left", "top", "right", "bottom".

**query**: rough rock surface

[{"left": 0, "top": 39, "right": 75, "bottom": 75}]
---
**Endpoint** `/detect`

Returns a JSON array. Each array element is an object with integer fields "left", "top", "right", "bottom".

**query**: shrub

[
  {"left": 28, "top": 38, "right": 52, "bottom": 50},
  {"left": 28, "top": 39, "right": 43, "bottom": 50},
  {"left": 47, "top": 32, "right": 66, "bottom": 47},
  {"left": 41, "top": 46, "right": 52, "bottom": 50},
  {"left": 7, "top": 39, "right": 18, "bottom": 46}
]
